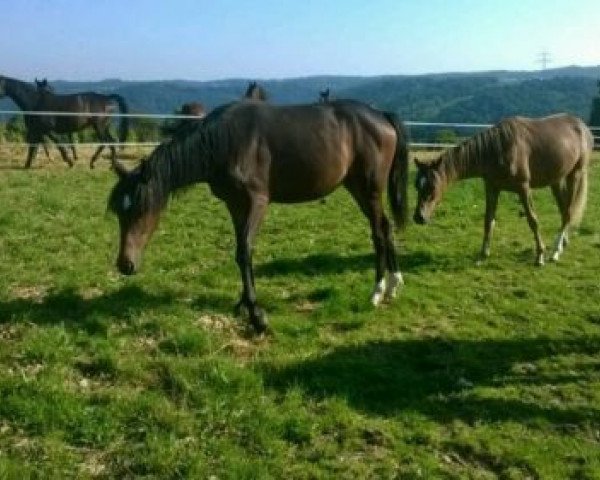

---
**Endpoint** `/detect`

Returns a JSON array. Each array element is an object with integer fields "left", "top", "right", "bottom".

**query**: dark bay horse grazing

[
  {"left": 414, "top": 114, "right": 593, "bottom": 265},
  {"left": 0, "top": 75, "right": 129, "bottom": 168},
  {"left": 244, "top": 81, "right": 268, "bottom": 101},
  {"left": 108, "top": 100, "right": 410, "bottom": 333}
]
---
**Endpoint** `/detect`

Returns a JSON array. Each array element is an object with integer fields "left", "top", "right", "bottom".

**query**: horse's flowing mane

[
  {"left": 440, "top": 119, "right": 519, "bottom": 180},
  {"left": 109, "top": 106, "right": 233, "bottom": 215}
]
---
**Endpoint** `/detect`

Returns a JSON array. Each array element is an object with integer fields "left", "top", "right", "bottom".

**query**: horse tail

[
  {"left": 569, "top": 124, "right": 593, "bottom": 226},
  {"left": 383, "top": 111, "right": 410, "bottom": 230},
  {"left": 109, "top": 94, "right": 129, "bottom": 147}
]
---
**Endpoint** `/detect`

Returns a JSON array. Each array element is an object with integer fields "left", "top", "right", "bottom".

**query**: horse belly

[{"left": 269, "top": 155, "right": 348, "bottom": 203}]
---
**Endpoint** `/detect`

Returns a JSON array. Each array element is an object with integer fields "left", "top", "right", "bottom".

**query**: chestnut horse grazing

[
  {"left": 0, "top": 75, "right": 129, "bottom": 168},
  {"left": 108, "top": 100, "right": 409, "bottom": 333},
  {"left": 414, "top": 114, "right": 593, "bottom": 265}
]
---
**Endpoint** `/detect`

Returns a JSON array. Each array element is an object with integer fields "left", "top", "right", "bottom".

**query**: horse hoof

[
  {"left": 233, "top": 299, "right": 247, "bottom": 317},
  {"left": 250, "top": 307, "right": 268, "bottom": 334}
]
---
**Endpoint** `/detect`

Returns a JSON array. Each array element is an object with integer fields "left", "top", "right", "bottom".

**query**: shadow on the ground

[
  {"left": 255, "top": 249, "right": 450, "bottom": 278},
  {"left": 264, "top": 335, "right": 600, "bottom": 427},
  {"left": 0, "top": 285, "right": 176, "bottom": 335}
]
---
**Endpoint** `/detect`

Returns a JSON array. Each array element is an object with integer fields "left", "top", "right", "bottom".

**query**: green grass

[{"left": 0, "top": 154, "right": 599, "bottom": 479}]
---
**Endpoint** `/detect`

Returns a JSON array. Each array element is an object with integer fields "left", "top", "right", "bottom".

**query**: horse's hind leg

[
  {"left": 517, "top": 185, "right": 545, "bottom": 266},
  {"left": 550, "top": 183, "right": 569, "bottom": 261},
  {"left": 89, "top": 145, "right": 105, "bottom": 169},
  {"left": 345, "top": 181, "right": 392, "bottom": 306},
  {"left": 69, "top": 133, "right": 78, "bottom": 161},
  {"left": 381, "top": 214, "right": 404, "bottom": 300},
  {"left": 47, "top": 133, "right": 73, "bottom": 167},
  {"left": 90, "top": 124, "right": 111, "bottom": 168}
]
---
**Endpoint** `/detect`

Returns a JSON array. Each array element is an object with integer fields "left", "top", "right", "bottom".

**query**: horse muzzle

[{"left": 413, "top": 211, "right": 428, "bottom": 225}]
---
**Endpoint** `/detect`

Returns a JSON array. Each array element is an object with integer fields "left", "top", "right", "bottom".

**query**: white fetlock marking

[
  {"left": 551, "top": 231, "right": 566, "bottom": 262},
  {"left": 371, "top": 278, "right": 387, "bottom": 306},
  {"left": 385, "top": 271, "right": 404, "bottom": 300}
]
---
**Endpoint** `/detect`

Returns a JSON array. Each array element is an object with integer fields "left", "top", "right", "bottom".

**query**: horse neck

[
  {"left": 440, "top": 144, "right": 483, "bottom": 186},
  {"left": 4, "top": 78, "right": 40, "bottom": 111},
  {"left": 147, "top": 133, "right": 212, "bottom": 200}
]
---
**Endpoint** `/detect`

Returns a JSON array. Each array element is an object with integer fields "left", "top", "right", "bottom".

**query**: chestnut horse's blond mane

[{"left": 438, "top": 120, "right": 518, "bottom": 182}]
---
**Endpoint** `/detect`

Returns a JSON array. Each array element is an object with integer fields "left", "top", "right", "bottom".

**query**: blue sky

[{"left": 2, "top": 0, "right": 599, "bottom": 81}]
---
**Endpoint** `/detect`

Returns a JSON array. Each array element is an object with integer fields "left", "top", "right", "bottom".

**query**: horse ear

[{"left": 414, "top": 157, "right": 424, "bottom": 169}]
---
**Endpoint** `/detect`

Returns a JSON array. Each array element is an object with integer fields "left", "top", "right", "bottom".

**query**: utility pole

[{"left": 537, "top": 50, "right": 551, "bottom": 70}]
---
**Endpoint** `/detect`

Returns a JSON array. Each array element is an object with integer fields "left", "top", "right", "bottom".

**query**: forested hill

[{"left": 2, "top": 66, "right": 599, "bottom": 123}]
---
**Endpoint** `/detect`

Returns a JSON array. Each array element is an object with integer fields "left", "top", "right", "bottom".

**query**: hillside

[{"left": 1, "top": 66, "right": 599, "bottom": 125}]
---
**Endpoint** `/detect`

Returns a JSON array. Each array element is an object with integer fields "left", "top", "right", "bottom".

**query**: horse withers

[
  {"left": 0, "top": 75, "right": 129, "bottom": 168},
  {"left": 414, "top": 114, "right": 593, "bottom": 265},
  {"left": 108, "top": 100, "right": 410, "bottom": 333}
]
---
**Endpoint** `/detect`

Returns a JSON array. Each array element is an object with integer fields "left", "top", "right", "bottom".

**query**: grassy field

[{"left": 0, "top": 150, "right": 599, "bottom": 479}]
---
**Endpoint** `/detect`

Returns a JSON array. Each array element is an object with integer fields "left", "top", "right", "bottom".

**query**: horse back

[
  {"left": 497, "top": 114, "right": 590, "bottom": 188},
  {"left": 213, "top": 101, "right": 397, "bottom": 203}
]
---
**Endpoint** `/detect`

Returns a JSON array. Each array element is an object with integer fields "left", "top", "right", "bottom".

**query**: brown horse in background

[
  {"left": 0, "top": 75, "right": 129, "bottom": 168},
  {"left": 161, "top": 101, "right": 206, "bottom": 140},
  {"left": 414, "top": 114, "right": 593, "bottom": 265},
  {"left": 108, "top": 100, "right": 410, "bottom": 333}
]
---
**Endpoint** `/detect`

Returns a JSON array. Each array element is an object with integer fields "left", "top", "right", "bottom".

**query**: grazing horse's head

[
  {"left": 108, "top": 160, "right": 162, "bottom": 275},
  {"left": 413, "top": 157, "right": 444, "bottom": 224}
]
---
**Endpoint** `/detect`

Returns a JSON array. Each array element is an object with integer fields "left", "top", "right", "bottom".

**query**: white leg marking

[
  {"left": 551, "top": 230, "right": 566, "bottom": 262},
  {"left": 371, "top": 278, "right": 387, "bottom": 306},
  {"left": 384, "top": 271, "right": 404, "bottom": 300}
]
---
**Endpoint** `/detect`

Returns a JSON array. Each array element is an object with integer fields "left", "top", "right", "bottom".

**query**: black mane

[{"left": 108, "top": 105, "right": 233, "bottom": 215}]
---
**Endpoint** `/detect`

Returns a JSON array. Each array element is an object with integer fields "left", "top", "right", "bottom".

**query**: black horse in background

[
  {"left": 0, "top": 75, "right": 129, "bottom": 168},
  {"left": 35, "top": 79, "right": 78, "bottom": 162}
]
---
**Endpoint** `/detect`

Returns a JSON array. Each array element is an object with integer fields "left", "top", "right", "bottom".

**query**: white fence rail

[{"left": 1, "top": 110, "right": 599, "bottom": 150}]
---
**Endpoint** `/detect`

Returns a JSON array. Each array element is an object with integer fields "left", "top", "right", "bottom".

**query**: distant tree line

[{"left": 1, "top": 69, "right": 598, "bottom": 145}]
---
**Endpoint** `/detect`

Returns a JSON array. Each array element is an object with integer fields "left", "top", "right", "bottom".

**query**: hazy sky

[{"left": 2, "top": 0, "right": 599, "bottom": 81}]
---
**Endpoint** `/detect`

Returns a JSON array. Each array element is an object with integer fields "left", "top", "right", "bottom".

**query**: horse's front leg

[
  {"left": 228, "top": 195, "right": 268, "bottom": 333},
  {"left": 24, "top": 130, "right": 43, "bottom": 168},
  {"left": 478, "top": 185, "right": 500, "bottom": 262},
  {"left": 518, "top": 185, "right": 545, "bottom": 266}
]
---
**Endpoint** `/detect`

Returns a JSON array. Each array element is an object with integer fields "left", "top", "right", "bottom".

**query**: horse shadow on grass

[
  {"left": 0, "top": 285, "right": 176, "bottom": 336},
  {"left": 255, "top": 250, "right": 451, "bottom": 278},
  {"left": 263, "top": 335, "right": 600, "bottom": 428}
]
